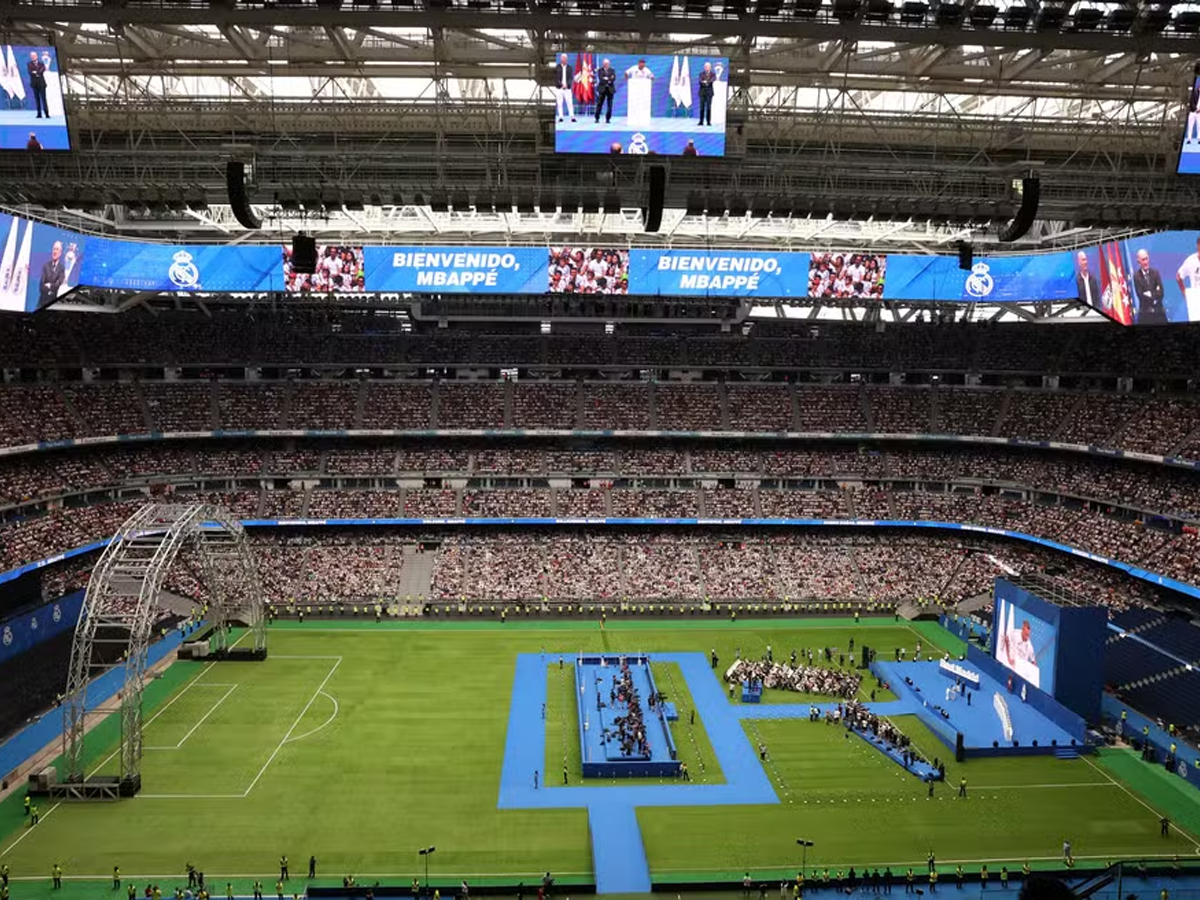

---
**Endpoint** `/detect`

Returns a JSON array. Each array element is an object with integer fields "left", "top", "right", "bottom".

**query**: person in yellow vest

[
  {"left": 275, "top": 881, "right": 283, "bottom": 900},
  {"left": 1000, "top": 868, "right": 1008, "bottom": 889},
  {"left": 905, "top": 869, "right": 914, "bottom": 893},
  {"left": 1022, "top": 863, "right": 1031, "bottom": 878},
  {"left": 928, "top": 868, "right": 937, "bottom": 892},
  {"left": 955, "top": 866, "right": 963, "bottom": 888},
  {"left": 979, "top": 865, "right": 988, "bottom": 889},
  {"left": 52, "top": 863, "right": 62, "bottom": 889}
]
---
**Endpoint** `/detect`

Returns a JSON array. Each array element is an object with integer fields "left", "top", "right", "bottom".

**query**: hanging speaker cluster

[
  {"left": 643, "top": 165, "right": 666, "bottom": 233},
  {"left": 997, "top": 176, "right": 1040, "bottom": 243},
  {"left": 225, "top": 160, "right": 262, "bottom": 230}
]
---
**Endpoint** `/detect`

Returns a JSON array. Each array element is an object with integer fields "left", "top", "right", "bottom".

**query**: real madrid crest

[
  {"left": 169, "top": 250, "right": 201, "bottom": 290},
  {"left": 2, "top": 626, "right": 11, "bottom": 647},
  {"left": 964, "top": 261, "right": 994, "bottom": 299}
]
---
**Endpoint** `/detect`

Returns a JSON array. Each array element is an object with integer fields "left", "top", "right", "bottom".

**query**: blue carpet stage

[
  {"left": 576, "top": 654, "right": 682, "bottom": 778},
  {"left": 874, "top": 660, "right": 1085, "bottom": 757}
]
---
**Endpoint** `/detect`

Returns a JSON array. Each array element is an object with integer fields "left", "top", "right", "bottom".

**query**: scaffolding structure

[{"left": 59, "top": 503, "right": 266, "bottom": 798}]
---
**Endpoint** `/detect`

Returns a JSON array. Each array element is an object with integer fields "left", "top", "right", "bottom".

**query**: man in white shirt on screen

[
  {"left": 554, "top": 54, "right": 575, "bottom": 122},
  {"left": 1175, "top": 234, "right": 1200, "bottom": 322},
  {"left": 1002, "top": 619, "right": 1040, "bottom": 689}
]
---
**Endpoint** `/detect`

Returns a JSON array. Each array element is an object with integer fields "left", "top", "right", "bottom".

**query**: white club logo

[
  {"left": 627, "top": 133, "right": 650, "bottom": 155},
  {"left": 964, "top": 261, "right": 994, "bottom": 299},
  {"left": 30, "top": 616, "right": 37, "bottom": 630},
  {"left": 168, "top": 250, "right": 200, "bottom": 289},
  {"left": 2, "top": 626, "right": 11, "bottom": 646},
  {"left": 52, "top": 603, "right": 61, "bottom": 623}
]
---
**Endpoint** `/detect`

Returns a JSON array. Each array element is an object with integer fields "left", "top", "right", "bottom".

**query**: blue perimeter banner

[
  {"left": 362, "top": 246, "right": 548, "bottom": 293},
  {"left": 0, "top": 590, "right": 83, "bottom": 666},
  {"left": 629, "top": 249, "right": 809, "bottom": 297},
  {"left": 883, "top": 251, "right": 1078, "bottom": 302},
  {"left": 80, "top": 238, "right": 283, "bottom": 292}
]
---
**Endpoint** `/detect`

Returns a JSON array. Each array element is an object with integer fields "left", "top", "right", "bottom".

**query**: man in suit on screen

[
  {"left": 38, "top": 241, "right": 65, "bottom": 307},
  {"left": 1132, "top": 248, "right": 1167, "bottom": 324},
  {"left": 594, "top": 59, "right": 616, "bottom": 124},
  {"left": 698, "top": 61, "right": 716, "bottom": 126},
  {"left": 27, "top": 51, "right": 49, "bottom": 119},
  {"left": 553, "top": 54, "right": 575, "bottom": 122},
  {"left": 1075, "top": 251, "right": 1099, "bottom": 307}
]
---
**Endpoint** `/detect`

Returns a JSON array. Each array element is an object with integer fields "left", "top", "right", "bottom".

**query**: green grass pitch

[{"left": 1, "top": 618, "right": 1197, "bottom": 895}]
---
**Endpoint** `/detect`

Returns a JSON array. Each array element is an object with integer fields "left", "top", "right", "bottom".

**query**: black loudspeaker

[
  {"left": 644, "top": 165, "right": 666, "bottom": 233},
  {"left": 957, "top": 241, "right": 973, "bottom": 270},
  {"left": 225, "top": 160, "right": 262, "bottom": 230},
  {"left": 292, "top": 234, "right": 317, "bottom": 275},
  {"left": 955, "top": 732, "right": 965, "bottom": 762},
  {"left": 860, "top": 645, "right": 870, "bottom": 669},
  {"left": 998, "top": 176, "right": 1040, "bottom": 243}
]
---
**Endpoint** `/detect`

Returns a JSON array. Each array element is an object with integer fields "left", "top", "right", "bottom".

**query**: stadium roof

[{"left": 1, "top": 0, "right": 1196, "bottom": 252}]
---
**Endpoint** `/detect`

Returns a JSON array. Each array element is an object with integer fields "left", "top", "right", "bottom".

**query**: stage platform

[
  {"left": 575, "top": 654, "right": 681, "bottom": 778},
  {"left": 874, "top": 660, "right": 1084, "bottom": 757}
]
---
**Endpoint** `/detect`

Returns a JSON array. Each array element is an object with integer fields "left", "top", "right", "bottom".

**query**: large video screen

[
  {"left": 992, "top": 592, "right": 1058, "bottom": 693},
  {"left": 1178, "top": 75, "right": 1200, "bottom": 175},
  {"left": 0, "top": 46, "right": 69, "bottom": 151},
  {"left": 1077, "top": 232, "right": 1200, "bottom": 325},
  {"left": 809, "top": 253, "right": 886, "bottom": 300},
  {"left": 80, "top": 239, "right": 282, "bottom": 293},
  {"left": 883, "top": 251, "right": 1077, "bottom": 303},
  {"left": 0, "top": 213, "right": 81, "bottom": 312},
  {"left": 551, "top": 53, "right": 729, "bottom": 157},
  {"left": 362, "top": 247, "right": 548, "bottom": 294},
  {"left": 283, "top": 244, "right": 365, "bottom": 294},
  {"left": 548, "top": 247, "right": 629, "bottom": 294}
]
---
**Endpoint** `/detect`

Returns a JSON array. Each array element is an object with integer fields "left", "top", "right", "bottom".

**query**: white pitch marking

[
  {"left": 0, "top": 801, "right": 61, "bottom": 857},
  {"left": 283, "top": 690, "right": 340, "bottom": 745},
  {"left": 241, "top": 657, "right": 342, "bottom": 797},
  {"left": 1080, "top": 754, "right": 1200, "bottom": 849}
]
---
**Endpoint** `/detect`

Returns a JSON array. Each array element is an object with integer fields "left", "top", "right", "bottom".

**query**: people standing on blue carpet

[
  {"left": 883, "top": 868, "right": 892, "bottom": 893},
  {"left": 979, "top": 866, "right": 988, "bottom": 889},
  {"left": 533, "top": 769, "right": 539, "bottom": 789}
]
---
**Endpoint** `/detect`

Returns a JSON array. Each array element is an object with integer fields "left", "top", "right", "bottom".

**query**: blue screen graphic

[
  {"left": 363, "top": 246, "right": 548, "bottom": 294},
  {"left": 80, "top": 239, "right": 283, "bottom": 292},
  {"left": 0, "top": 46, "right": 70, "bottom": 151},
  {"left": 551, "top": 53, "right": 729, "bottom": 157},
  {"left": 0, "top": 213, "right": 81, "bottom": 312},
  {"left": 629, "top": 249, "right": 809, "bottom": 297},
  {"left": 883, "top": 251, "right": 1077, "bottom": 302},
  {"left": 992, "top": 592, "right": 1058, "bottom": 694}
]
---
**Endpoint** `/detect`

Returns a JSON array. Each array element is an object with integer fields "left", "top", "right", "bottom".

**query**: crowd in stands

[
  {"left": 9, "top": 312, "right": 1200, "bottom": 373},
  {"left": 5, "top": 443, "right": 1199, "bottom": 521},
  {"left": 3, "top": 379, "right": 1200, "bottom": 465},
  {"left": 725, "top": 657, "right": 862, "bottom": 697}
]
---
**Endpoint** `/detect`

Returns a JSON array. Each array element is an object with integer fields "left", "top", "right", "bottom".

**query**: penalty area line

[
  {"left": 241, "top": 657, "right": 342, "bottom": 797},
  {"left": 1, "top": 801, "right": 61, "bottom": 857}
]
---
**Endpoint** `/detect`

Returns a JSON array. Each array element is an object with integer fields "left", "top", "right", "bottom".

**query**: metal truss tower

[{"left": 60, "top": 503, "right": 266, "bottom": 796}]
